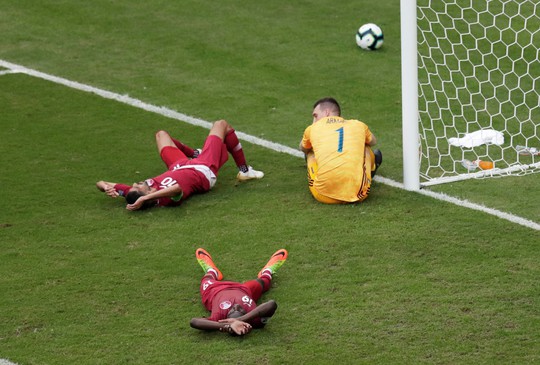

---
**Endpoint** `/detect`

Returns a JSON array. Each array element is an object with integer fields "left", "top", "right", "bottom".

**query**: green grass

[{"left": 0, "top": 1, "right": 539, "bottom": 364}]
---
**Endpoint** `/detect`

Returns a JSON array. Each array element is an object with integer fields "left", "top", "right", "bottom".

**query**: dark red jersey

[{"left": 200, "top": 279, "right": 264, "bottom": 326}]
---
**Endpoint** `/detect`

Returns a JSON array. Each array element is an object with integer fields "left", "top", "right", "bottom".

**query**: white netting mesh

[{"left": 417, "top": 0, "right": 540, "bottom": 186}]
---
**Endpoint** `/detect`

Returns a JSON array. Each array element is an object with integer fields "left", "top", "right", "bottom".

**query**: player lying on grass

[
  {"left": 96, "top": 120, "right": 263, "bottom": 211},
  {"left": 300, "top": 97, "right": 382, "bottom": 204},
  {"left": 190, "top": 248, "right": 288, "bottom": 336}
]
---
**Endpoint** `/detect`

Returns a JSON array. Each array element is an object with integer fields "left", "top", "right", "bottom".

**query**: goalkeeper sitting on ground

[{"left": 300, "top": 97, "right": 382, "bottom": 204}]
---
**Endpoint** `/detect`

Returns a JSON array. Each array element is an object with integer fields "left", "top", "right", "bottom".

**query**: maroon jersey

[
  {"left": 114, "top": 166, "right": 210, "bottom": 207},
  {"left": 201, "top": 279, "right": 263, "bottom": 326},
  {"left": 114, "top": 135, "right": 227, "bottom": 207}
]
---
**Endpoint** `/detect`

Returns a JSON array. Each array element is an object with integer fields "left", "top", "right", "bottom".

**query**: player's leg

[
  {"left": 171, "top": 137, "right": 199, "bottom": 158},
  {"left": 355, "top": 148, "right": 374, "bottom": 203},
  {"left": 196, "top": 122, "right": 230, "bottom": 176},
  {"left": 257, "top": 248, "right": 288, "bottom": 278},
  {"left": 155, "top": 130, "right": 197, "bottom": 157},
  {"left": 243, "top": 278, "right": 268, "bottom": 301},
  {"left": 371, "top": 148, "right": 383, "bottom": 177},
  {"left": 206, "top": 120, "right": 264, "bottom": 180},
  {"left": 195, "top": 248, "right": 224, "bottom": 311},
  {"left": 155, "top": 130, "right": 177, "bottom": 151},
  {"left": 245, "top": 248, "right": 289, "bottom": 300},
  {"left": 355, "top": 146, "right": 382, "bottom": 202},
  {"left": 209, "top": 120, "right": 263, "bottom": 180},
  {"left": 306, "top": 152, "right": 343, "bottom": 204},
  {"left": 155, "top": 130, "right": 189, "bottom": 168},
  {"left": 196, "top": 248, "right": 223, "bottom": 280}
]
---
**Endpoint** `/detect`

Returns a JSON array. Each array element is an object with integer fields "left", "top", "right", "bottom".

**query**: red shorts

[
  {"left": 160, "top": 146, "right": 189, "bottom": 169},
  {"left": 160, "top": 135, "right": 228, "bottom": 175}
]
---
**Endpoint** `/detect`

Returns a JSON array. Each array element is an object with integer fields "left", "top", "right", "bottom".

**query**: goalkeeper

[{"left": 300, "top": 97, "right": 382, "bottom": 204}]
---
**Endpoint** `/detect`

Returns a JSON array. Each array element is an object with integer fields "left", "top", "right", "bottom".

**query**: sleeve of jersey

[
  {"left": 114, "top": 184, "right": 132, "bottom": 197},
  {"left": 365, "top": 125, "right": 373, "bottom": 144},
  {"left": 157, "top": 181, "right": 186, "bottom": 207},
  {"left": 301, "top": 126, "right": 312, "bottom": 149}
]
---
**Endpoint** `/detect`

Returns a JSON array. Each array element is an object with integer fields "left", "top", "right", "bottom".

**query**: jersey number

[
  {"left": 336, "top": 127, "right": 344, "bottom": 153},
  {"left": 160, "top": 176, "right": 178, "bottom": 189},
  {"left": 242, "top": 295, "right": 254, "bottom": 307}
]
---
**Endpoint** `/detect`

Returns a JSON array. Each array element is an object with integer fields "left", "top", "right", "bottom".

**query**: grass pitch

[{"left": 0, "top": 1, "right": 539, "bottom": 364}]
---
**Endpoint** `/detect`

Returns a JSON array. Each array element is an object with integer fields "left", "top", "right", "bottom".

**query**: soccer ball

[{"left": 356, "top": 23, "right": 384, "bottom": 50}]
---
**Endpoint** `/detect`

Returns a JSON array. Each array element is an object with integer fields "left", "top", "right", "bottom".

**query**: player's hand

[
  {"left": 105, "top": 186, "right": 119, "bottom": 198},
  {"left": 126, "top": 197, "right": 145, "bottom": 211},
  {"left": 230, "top": 320, "right": 252, "bottom": 336},
  {"left": 219, "top": 320, "right": 252, "bottom": 335}
]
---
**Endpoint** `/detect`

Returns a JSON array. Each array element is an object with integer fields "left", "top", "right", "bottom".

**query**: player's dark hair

[
  {"left": 125, "top": 190, "right": 155, "bottom": 210},
  {"left": 313, "top": 97, "right": 341, "bottom": 116}
]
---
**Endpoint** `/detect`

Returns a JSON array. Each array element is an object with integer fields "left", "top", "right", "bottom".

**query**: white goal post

[{"left": 401, "top": 0, "right": 540, "bottom": 189}]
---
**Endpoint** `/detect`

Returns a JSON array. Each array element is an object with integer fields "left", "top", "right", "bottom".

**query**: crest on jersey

[{"left": 219, "top": 301, "right": 232, "bottom": 310}]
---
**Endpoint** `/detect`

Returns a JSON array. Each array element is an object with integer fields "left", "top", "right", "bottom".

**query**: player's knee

[
  {"left": 213, "top": 119, "right": 230, "bottom": 130},
  {"left": 155, "top": 130, "right": 169, "bottom": 140},
  {"left": 210, "top": 120, "right": 231, "bottom": 137}
]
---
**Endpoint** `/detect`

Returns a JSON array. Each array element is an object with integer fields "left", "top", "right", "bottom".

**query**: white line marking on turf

[
  {"left": 0, "top": 60, "right": 303, "bottom": 158},
  {"left": 1, "top": 59, "right": 538, "bottom": 231},
  {"left": 377, "top": 177, "right": 540, "bottom": 231},
  {"left": 0, "top": 359, "right": 20, "bottom": 365},
  {"left": 0, "top": 69, "right": 19, "bottom": 76}
]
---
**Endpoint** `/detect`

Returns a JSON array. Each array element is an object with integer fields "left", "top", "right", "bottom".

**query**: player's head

[
  {"left": 126, "top": 181, "right": 155, "bottom": 210},
  {"left": 312, "top": 97, "right": 341, "bottom": 122},
  {"left": 227, "top": 304, "right": 247, "bottom": 319}
]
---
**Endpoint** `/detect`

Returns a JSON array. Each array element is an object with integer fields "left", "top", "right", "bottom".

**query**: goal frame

[
  {"left": 400, "top": 0, "right": 540, "bottom": 190},
  {"left": 400, "top": 0, "right": 421, "bottom": 191}
]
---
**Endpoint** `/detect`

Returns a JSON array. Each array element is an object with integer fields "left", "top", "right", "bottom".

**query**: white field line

[
  {"left": 1, "top": 59, "right": 538, "bottom": 231},
  {"left": 0, "top": 60, "right": 302, "bottom": 159},
  {"left": 0, "top": 359, "right": 20, "bottom": 365},
  {"left": 0, "top": 69, "right": 19, "bottom": 76}
]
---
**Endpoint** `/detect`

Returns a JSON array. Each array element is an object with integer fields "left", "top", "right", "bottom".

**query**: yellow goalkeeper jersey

[{"left": 301, "top": 116, "right": 373, "bottom": 202}]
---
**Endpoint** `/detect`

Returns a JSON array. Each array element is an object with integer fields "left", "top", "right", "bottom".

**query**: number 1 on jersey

[{"left": 336, "top": 127, "right": 344, "bottom": 153}]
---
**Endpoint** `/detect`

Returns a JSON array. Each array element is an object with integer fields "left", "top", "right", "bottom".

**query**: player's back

[{"left": 310, "top": 117, "right": 371, "bottom": 201}]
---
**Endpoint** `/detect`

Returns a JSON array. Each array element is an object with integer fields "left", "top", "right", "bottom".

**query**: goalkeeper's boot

[
  {"left": 237, "top": 166, "right": 264, "bottom": 181},
  {"left": 258, "top": 249, "right": 288, "bottom": 278},
  {"left": 196, "top": 248, "right": 223, "bottom": 280},
  {"left": 372, "top": 149, "right": 383, "bottom": 177}
]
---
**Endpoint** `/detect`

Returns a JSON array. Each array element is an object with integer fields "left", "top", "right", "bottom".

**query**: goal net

[{"left": 410, "top": 0, "right": 540, "bottom": 187}]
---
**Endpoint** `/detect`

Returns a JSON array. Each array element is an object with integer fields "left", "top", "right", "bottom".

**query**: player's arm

[
  {"left": 365, "top": 125, "right": 377, "bottom": 146},
  {"left": 300, "top": 127, "right": 313, "bottom": 155},
  {"left": 96, "top": 180, "right": 116, "bottom": 192},
  {"left": 126, "top": 184, "right": 183, "bottom": 211},
  {"left": 234, "top": 300, "right": 278, "bottom": 324},
  {"left": 96, "top": 180, "right": 122, "bottom": 198},
  {"left": 300, "top": 141, "right": 312, "bottom": 155},
  {"left": 368, "top": 133, "right": 377, "bottom": 146},
  {"left": 299, "top": 132, "right": 313, "bottom": 155},
  {"left": 190, "top": 317, "right": 252, "bottom": 336}
]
